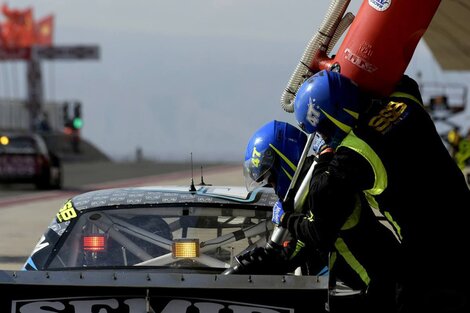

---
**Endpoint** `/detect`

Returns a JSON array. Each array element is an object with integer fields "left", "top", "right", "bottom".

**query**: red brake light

[
  {"left": 36, "top": 155, "right": 44, "bottom": 167},
  {"left": 83, "top": 235, "right": 106, "bottom": 251}
]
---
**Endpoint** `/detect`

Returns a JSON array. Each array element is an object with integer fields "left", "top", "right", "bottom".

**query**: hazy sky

[{"left": 2, "top": 0, "right": 469, "bottom": 162}]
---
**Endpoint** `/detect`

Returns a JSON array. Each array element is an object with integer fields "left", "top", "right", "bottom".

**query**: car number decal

[{"left": 56, "top": 200, "right": 78, "bottom": 223}]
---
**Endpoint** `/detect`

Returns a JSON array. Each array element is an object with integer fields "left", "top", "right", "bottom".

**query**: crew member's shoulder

[{"left": 391, "top": 75, "right": 423, "bottom": 104}]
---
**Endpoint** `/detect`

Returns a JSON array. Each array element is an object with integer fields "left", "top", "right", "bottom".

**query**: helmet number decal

[
  {"left": 306, "top": 97, "right": 320, "bottom": 128},
  {"left": 368, "top": 101, "right": 407, "bottom": 133},
  {"left": 251, "top": 146, "right": 262, "bottom": 167},
  {"left": 56, "top": 199, "right": 77, "bottom": 223}
]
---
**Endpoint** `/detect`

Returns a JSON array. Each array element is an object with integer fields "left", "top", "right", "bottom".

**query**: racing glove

[
  {"left": 272, "top": 199, "right": 297, "bottom": 229},
  {"left": 272, "top": 200, "right": 285, "bottom": 225},
  {"left": 312, "top": 132, "right": 335, "bottom": 156},
  {"left": 224, "top": 240, "right": 303, "bottom": 275}
]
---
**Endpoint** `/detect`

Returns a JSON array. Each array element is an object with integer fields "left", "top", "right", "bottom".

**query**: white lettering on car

[{"left": 14, "top": 297, "right": 293, "bottom": 313}]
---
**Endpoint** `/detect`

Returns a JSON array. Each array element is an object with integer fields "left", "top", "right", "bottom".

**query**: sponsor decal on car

[{"left": 12, "top": 296, "right": 293, "bottom": 313}]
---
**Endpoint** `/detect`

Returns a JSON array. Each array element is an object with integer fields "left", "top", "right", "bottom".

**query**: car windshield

[{"left": 47, "top": 205, "right": 273, "bottom": 271}]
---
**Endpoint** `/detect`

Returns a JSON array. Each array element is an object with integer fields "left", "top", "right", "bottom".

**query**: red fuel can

[{"left": 331, "top": 0, "right": 441, "bottom": 96}]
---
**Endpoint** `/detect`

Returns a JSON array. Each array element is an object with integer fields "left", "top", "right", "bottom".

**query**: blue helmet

[
  {"left": 243, "top": 120, "right": 307, "bottom": 199},
  {"left": 294, "top": 70, "right": 362, "bottom": 147}
]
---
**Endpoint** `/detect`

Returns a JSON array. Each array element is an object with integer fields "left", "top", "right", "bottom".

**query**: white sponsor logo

[
  {"left": 343, "top": 48, "right": 378, "bottom": 73},
  {"left": 13, "top": 297, "right": 294, "bottom": 313},
  {"left": 368, "top": 0, "right": 391, "bottom": 11}
]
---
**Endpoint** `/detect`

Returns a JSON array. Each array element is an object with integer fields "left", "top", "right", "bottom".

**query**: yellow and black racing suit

[
  {"left": 284, "top": 156, "right": 401, "bottom": 313},
  {"left": 281, "top": 76, "right": 470, "bottom": 313}
]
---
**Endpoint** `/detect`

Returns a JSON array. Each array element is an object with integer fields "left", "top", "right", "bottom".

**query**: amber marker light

[
  {"left": 172, "top": 239, "right": 200, "bottom": 258},
  {"left": 0, "top": 136, "right": 9, "bottom": 145}
]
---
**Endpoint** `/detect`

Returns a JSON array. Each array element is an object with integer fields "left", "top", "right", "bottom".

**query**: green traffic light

[{"left": 73, "top": 117, "right": 83, "bottom": 129}]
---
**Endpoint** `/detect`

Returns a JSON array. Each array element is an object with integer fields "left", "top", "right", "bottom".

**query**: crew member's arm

[{"left": 279, "top": 147, "right": 374, "bottom": 254}]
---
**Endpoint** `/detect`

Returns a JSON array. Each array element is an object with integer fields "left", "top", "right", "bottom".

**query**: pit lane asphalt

[{"left": 0, "top": 160, "right": 244, "bottom": 270}]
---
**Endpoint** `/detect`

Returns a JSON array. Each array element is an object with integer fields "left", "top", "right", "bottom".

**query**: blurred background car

[{"left": 0, "top": 131, "right": 62, "bottom": 190}]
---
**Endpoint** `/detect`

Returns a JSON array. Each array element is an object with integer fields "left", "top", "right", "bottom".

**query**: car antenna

[
  {"left": 189, "top": 152, "right": 197, "bottom": 192},
  {"left": 199, "top": 165, "right": 212, "bottom": 186},
  {"left": 199, "top": 166, "right": 206, "bottom": 185}
]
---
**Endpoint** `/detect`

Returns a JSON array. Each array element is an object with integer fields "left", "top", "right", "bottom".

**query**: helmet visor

[{"left": 243, "top": 146, "right": 275, "bottom": 192}]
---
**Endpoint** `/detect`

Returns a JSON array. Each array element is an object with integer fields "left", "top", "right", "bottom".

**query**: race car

[
  {"left": 0, "top": 130, "right": 62, "bottom": 190},
  {"left": 0, "top": 183, "right": 361, "bottom": 313},
  {"left": 23, "top": 185, "right": 279, "bottom": 272}
]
